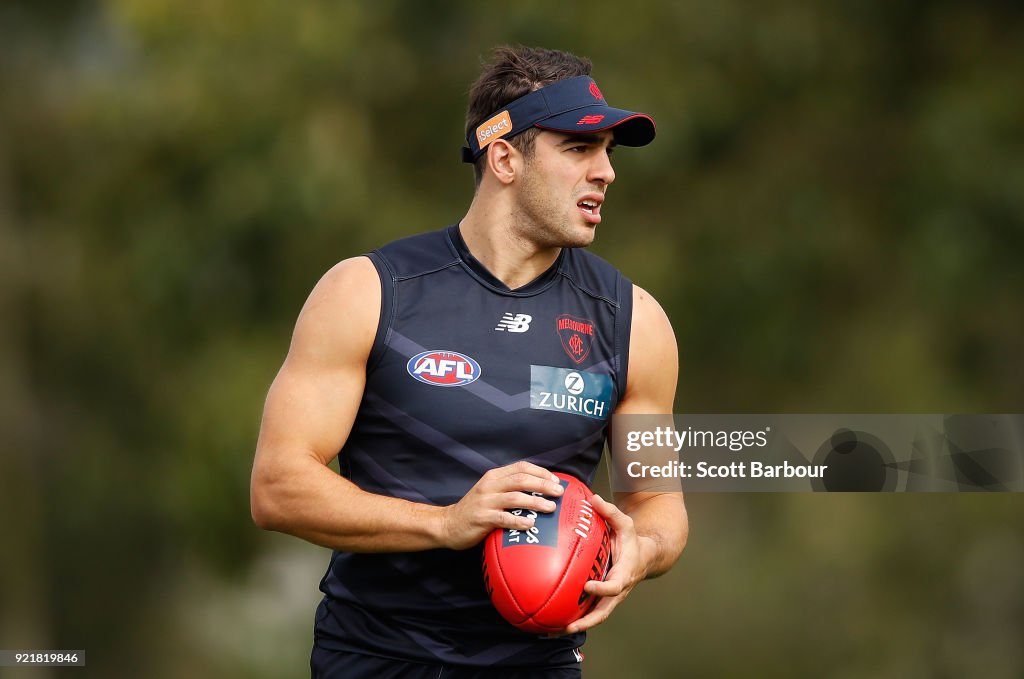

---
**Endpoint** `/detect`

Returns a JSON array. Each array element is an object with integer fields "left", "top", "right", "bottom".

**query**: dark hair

[{"left": 466, "top": 46, "right": 592, "bottom": 185}]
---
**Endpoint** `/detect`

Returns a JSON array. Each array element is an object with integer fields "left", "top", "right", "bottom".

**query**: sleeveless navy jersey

[{"left": 314, "top": 225, "right": 633, "bottom": 668}]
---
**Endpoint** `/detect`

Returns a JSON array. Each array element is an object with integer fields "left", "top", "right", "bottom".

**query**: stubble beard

[{"left": 512, "top": 162, "right": 595, "bottom": 250}]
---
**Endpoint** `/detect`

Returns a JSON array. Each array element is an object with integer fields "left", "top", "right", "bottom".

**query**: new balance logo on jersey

[{"left": 494, "top": 313, "right": 532, "bottom": 333}]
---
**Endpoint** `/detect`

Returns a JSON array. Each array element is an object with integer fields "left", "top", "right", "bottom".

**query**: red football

[{"left": 482, "top": 472, "right": 612, "bottom": 634}]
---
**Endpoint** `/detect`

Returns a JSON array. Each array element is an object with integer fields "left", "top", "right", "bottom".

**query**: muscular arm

[
  {"left": 250, "top": 257, "right": 561, "bottom": 553},
  {"left": 566, "top": 284, "right": 687, "bottom": 633},
  {"left": 613, "top": 284, "right": 688, "bottom": 578}
]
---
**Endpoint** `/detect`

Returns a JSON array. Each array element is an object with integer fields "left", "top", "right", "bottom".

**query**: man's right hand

[{"left": 439, "top": 461, "right": 565, "bottom": 550}]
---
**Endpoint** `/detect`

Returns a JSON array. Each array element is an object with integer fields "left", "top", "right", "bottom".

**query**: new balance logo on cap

[
  {"left": 494, "top": 313, "right": 532, "bottom": 333},
  {"left": 577, "top": 114, "right": 605, "bottom": 125}
]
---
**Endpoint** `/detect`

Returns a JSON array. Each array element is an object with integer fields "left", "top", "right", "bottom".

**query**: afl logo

[{"left": 407, "top": 350, "right": 482, "bottom": 387}]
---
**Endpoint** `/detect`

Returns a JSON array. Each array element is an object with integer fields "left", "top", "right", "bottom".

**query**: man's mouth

[{"left": 577, "top": 195, "right": 604, "bottom": 224}]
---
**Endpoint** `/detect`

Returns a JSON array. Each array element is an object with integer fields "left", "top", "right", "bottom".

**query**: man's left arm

[{"left": 566, "top": 284, "right": 688, "bottom": 633}]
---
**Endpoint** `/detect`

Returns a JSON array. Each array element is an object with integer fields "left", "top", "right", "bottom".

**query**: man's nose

[{"left": 589, "top": 151, "right": 615, "bottom": 186}]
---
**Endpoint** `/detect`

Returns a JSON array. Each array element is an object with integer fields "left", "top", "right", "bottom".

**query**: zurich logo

[
  {"left": 564, "top": 372, "right": 585, "bottom": 395},
  {"left": 407, "top": 350, "right": 481, "bottom": 387}
]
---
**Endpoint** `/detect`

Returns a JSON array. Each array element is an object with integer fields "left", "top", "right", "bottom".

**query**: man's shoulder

[
  {"left": 562, "top": 246, "right": 631, "bottom": 306},
  {"left": 371, "top": 226, "right": 460, "bottom": 279},
  {"left": 288, "top": 256, "right": 380, "bottom": 368}
]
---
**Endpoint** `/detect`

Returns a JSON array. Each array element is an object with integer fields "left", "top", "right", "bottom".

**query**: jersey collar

[{"left": 447, "top": 224, "right": 564, "bottom": 296}]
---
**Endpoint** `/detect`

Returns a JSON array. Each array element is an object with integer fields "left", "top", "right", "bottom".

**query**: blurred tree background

[{"left": 1, "top": 1, "right": 1022, "bottom": 677}]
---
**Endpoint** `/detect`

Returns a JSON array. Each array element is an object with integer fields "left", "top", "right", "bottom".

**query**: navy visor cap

[{"left": 462, "top": 76, "right": 656, "bottom": 163}]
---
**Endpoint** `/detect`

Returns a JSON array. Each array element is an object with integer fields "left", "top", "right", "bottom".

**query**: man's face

[{"left": 512, "top": 130, "right": 617, "bottom": 249}]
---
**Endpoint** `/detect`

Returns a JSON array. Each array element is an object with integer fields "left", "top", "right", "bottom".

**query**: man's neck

[{"left": 459, "top": 197, "right": 561, "bottom": 290}]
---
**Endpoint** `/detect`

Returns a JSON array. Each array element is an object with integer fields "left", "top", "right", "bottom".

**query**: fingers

[
  {"left": 568, "top": 548, "right": 637, "bottom": 633},
  {"left": 495, "top": 509, "right": 538, "bottom": 531},
  {"left": 483, "top": 463, "right": 564, "bottom": 498},
  {"left": 499, "top": 491, "right": 557, "bottom": 514},
  {"left": 583, "top": 546, "right": 631, "bottom": 598},
  {"left": 565, "top": 596, "right": 617, "bottom": 634},
  {"left": 487, "top": 490, "right": 558, "bottom": 536},
  {"left": 492, "top": 460, "right": 561, "bottom": 484},
  {"left": 584, "top": 576, "right": 626, "bottom": 598},
  {"left": 502, "top": 473, "right": 564, "bottom": 498},
  {"left": 591, "top": 494, "right": 634, "bottom": 533}
]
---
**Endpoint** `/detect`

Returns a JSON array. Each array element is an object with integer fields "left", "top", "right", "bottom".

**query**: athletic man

[{"left": 250, "top": 46, "right": 688, "bottom": 678}]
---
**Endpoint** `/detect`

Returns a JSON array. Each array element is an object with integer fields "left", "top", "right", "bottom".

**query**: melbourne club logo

[
  {"left": 406, "top": 350, "right": 481, "bottom": 387},
  {"left": 556, "top": 314, "right": 596, "bottom": 364},
  {"left": 494, "top": 313, "right": 532, "bottom": 333}
]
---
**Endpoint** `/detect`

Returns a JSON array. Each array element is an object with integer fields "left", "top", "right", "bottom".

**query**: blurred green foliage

[{"left": 1, "top": 1, "right": 1022, "bottom": 677}]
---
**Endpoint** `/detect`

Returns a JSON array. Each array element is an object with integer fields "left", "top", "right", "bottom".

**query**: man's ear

[{"left": 486, "top": 139, "right": 518, "bottom": 185}]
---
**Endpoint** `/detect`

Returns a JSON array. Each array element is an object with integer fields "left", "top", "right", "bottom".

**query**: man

[{"left": 250, "top": 46, "right": 687, "bottom": 678}]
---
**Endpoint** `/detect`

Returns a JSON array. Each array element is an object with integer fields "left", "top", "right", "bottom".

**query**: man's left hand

[{"left": 562, "top": 493, "right": 648, "bottom": 634}]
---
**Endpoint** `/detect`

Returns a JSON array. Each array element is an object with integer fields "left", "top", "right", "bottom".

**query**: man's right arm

[{"left": 249, "top": 256, "right": 563, "bottom": 553}]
